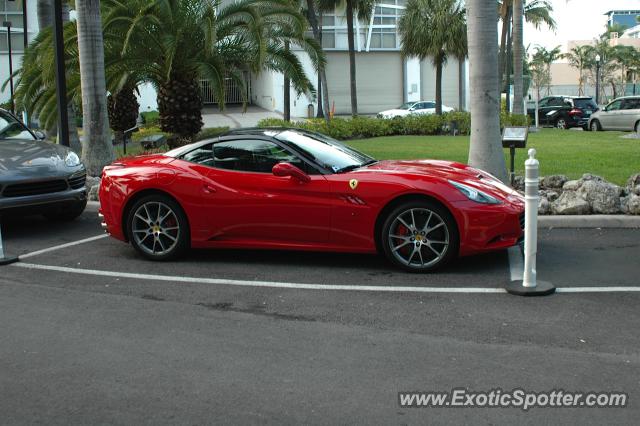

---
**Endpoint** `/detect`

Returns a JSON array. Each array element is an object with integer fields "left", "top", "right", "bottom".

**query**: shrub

[
  {"left": 140, "top": 110, "right": 160, "bottom": 127},
  {"left": 257, "top": 112, "right": 530, "bottom": 140},
  {"left": 195, "top": 126, "right": 230, "bottom": 141}
]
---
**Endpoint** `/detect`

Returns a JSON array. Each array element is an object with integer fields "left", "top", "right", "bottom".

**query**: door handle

[{"left": 203, "top": 184, "right": 217, "bottom": 194}]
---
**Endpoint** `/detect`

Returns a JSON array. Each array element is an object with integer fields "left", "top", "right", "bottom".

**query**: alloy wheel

[
  {"left": 387, "top": 208, "right": 450, "bottom": 269},
  {"left": 131, "top": 201, "right": 181, "bottom": 256},
  {"left": 556, "top": 119, "right": 567, "bottom": 129}
]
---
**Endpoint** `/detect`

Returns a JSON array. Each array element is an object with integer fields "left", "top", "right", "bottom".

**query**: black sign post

[{"left": 502, "top": 126, "right": 529, "bottom": 187}]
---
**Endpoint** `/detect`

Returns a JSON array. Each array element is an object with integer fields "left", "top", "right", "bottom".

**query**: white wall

[
  {"left": 405, "top": 57, "right": 421, "bottom": 103},
  {"left": 136, "top": 83, "right": 158, "bottom": 113},
  {"left": 421, "top": 58, "right": 463, "bottom": 109},
  {"left": 251, "top": 50, "right": 316, "bottom": 118}
]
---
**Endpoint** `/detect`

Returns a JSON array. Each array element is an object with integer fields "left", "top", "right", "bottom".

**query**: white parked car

[{"left": 377, "top": 101, "right": 454, "bottom": 119}]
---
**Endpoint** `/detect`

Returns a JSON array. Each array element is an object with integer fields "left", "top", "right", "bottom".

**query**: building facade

[
  {"left": 605, "top": 10, "right": 640, "bottom": 30},
  {"left": 1, "top": 0, "right": 39, "bottom": 104},
  {"left": 250, "top": 2, "right": 468, "bottom": 117}
]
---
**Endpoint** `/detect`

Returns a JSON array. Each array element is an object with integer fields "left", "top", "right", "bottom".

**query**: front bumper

[
  {"left": 452, "top": 197, "right": 524, "bottom": 257},
  {"left": 0, "top": 187, "right": 87, "bottom": 212}
]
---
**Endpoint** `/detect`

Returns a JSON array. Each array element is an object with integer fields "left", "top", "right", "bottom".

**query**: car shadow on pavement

[{"left": 184, "top": 247, "right": 506, "bottom": 276}]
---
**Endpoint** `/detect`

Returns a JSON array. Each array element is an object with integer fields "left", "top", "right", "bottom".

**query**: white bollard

[
  {"left": 0, "top": 218, "right": 19, "bottom": 266},
  {"left": 506, "top": 149, "right": 554, "bottom": 296},
  {"left": 523, "top": 148, "right": 539, "bottom": 288}
]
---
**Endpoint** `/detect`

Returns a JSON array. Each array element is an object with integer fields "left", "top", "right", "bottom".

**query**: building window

[{"left": 1, "top": 0, "right": 25, "bottom": 52}]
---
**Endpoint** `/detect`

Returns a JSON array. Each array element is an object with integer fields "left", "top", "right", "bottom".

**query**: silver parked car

[
  {"left": 588, "top": 96, "right": 640, "bottom": 132},
  {"left": 0, "top": 108, "right": 87, "bottom": 220}
]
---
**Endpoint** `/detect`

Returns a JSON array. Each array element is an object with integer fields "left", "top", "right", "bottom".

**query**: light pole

[
  {"left": 595, "top": 54, "right": 601, "bottom": 105},
  {"left": 2, "top": 21, "right": 15, "bottom": 113}
]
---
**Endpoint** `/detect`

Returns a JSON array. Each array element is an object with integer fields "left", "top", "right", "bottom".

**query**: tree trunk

[
  {"left": 498, "top": 4, "right": 512, "bottom": 94},
  {"left": 37, "top": 0, "right": 53, "bottom": 30},
  {"left": 512, "top": 0, "right": 524, "bottom": 114},
  {"left": 458, "top": 57, "right": 465, "bottom": 111},
  {"left": 283, "top": 41, "right": 291, "bottom": 121},
  {"left": 307, "top": 3, "right": 330, "bottom": 123},
  {"left": 435, "top": 55, "right": 443, "bottom": 115},
  {"left": 505, "top": 21, "right": 512, "bottom": 112},
  {"left": 76, "top": 0, "right": 115, "bottom": 176},
  {"left": 346, "top": 0, "right": 358, "bottom": 117},
  {"left": 466, "top": 0, "right": 508, "bottom": 183}
]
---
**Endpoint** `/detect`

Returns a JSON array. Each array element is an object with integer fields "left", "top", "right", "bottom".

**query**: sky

[{"left": 523, "top": 0, "right": 640, "bottom": 51}]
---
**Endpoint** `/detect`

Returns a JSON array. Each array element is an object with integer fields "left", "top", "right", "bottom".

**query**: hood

[
  {"left": 357, "top": 159, "right": 520, "bottom": 200},
  {"left": 0, "top": 139, "right": 77, "bottom": 180}
]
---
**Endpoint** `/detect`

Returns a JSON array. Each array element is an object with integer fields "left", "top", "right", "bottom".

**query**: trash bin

[{"left": 307, "top": 104, "right": 314, "bottom": 118}]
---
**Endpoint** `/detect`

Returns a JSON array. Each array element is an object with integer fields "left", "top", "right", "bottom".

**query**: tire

[
  {"left": 555, "top": 118, "right": 568, "bottom": 129},
  {"left": 126, "top": 194, "right": 190, "bottom": 261},
  {"left": 635, "top": 121, "right": 640, "bottom": 133},
  {"left": 380, "top": 200, "right": 459, "bottom": 272},
  {"left": 590, "top": 120, "right": 601, "bottom": 131},
  {"left": 44, "top": 200, "right": 87, "bottom": 222}
]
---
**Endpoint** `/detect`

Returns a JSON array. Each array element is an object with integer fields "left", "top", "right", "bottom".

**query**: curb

[{"left": 538, "top": 215, "right": 640, "bottom": 229}]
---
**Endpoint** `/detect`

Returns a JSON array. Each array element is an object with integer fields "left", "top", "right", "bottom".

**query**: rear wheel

[
  {"left": 127, "top": 194, "right": 189, "bottom": 261},
  {"left": 635, "top": 121, "right": 640, "bottom": 133},
  {"left": 381, "top": 201, "right": 458, "bottom": 272},
  {"left": 590, "top": 120, "right": 601, "bottom": 131},
  {"left": 555, "top": 118, "right": 568, "bottom": 129}
]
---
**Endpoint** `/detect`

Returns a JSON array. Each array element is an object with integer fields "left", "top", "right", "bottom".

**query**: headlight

[
  {"left": 448, "top": 180, "right": 501, "bottom": 204},
  {"left": 65, "top": 151, "right": 81, "bottom": 167}
]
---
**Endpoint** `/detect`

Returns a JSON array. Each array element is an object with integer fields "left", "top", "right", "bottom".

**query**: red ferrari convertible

[{"left": 99, "top": 128, "right": 524, "bottom": 272}]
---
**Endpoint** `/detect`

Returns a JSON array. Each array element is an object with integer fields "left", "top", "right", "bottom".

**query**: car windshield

[
  {"left": 574, "top": 99, "right": 597, "bottom": 110},
  {"left": 275, "top": 130, "right": 376, "bottom": 173},
  {"left": 0, "top": 111, "right": 34, "bottom": 140},
  {"left": 397, "top": 102, "right": 416, "bottom": 110}
]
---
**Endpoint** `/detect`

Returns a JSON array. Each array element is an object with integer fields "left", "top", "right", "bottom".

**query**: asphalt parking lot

[{"left": 1, "top": 204, "right": 639, "bottom": 425}]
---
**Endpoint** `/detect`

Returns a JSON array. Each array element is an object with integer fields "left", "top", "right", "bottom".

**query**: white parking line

[
  {"left": 12, "top": 262, "right": 640, "bottom": 294},
  {"left": 507, "top": 246, "right": 524, "bottom": 281},
  {"left": 19, "top": 235, "right": 108, "bottom": 260},
  {"left": 13, "top": 262, "right": 507, "bottom": 293}
]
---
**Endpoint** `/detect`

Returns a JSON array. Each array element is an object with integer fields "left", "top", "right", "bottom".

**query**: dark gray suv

[{"left": 0, "top": 109, "right": 87, "bottom": 220}]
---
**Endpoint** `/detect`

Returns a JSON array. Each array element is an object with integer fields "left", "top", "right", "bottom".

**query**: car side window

[
  {"left": 622, "top": 99, "right": 640, "bottom": 110},
  {"left": 211, "top": 139, "right": 313, "bottom": 174},
  {"left": 607, "top": 100, "right": 622, "bottom": 111},
  {"left": 548, "top": 98, "right": 564, "bottom": 107},
  {"left": 423, "top": 102, "right": 435, "bottom": 109},
  {"left": 538, "top": 98, "right": 549, "bottom": 107}
]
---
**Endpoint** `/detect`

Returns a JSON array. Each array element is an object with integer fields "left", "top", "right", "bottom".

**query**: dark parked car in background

[
  {"left": 0, "top": 108, "right": 87, "bottom": 221},
  {"left": 527, "top": 96, "right": 598, "bottom": 130}
]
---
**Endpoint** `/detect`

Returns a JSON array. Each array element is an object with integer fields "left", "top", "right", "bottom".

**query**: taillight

[{"left": 568, "top": 108, "right": 582, "bottom": 116}]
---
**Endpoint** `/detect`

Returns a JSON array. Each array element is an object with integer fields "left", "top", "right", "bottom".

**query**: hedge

[{"left": 257, "top": 112, "right": 530, "bottom": 140}]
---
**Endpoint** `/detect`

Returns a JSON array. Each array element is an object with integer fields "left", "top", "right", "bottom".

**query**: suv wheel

[
  {"left": 555, "top": 118, "right": 568, "bottom": 129},
  {"left": 590, "top": 120, "right": 601, "bottom": 132}
]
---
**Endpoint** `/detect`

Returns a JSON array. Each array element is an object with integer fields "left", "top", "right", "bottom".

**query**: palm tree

[
  {"left": 76, "top": 0, "right": 115, "bottom": 176},
  {"left": 305, "top": 0, "right": 331, "bottom": 123},
  {"left": 319, "top": 0, "right": 374, "bottom": 117},
  {"left": 399, "top": 0, "right": 467, "bottom": 115},
  {"left": 498, "top": 0, "right": 555, "bottom": 102},
  {"left": 467, "top": 0, "right": 507, "bottom": 182},
  {"left": 104, "top": 0, "right": 323, "bottom": 140},
  {"left": 565, "top": 45, "right": 591, "bottom": 95}
]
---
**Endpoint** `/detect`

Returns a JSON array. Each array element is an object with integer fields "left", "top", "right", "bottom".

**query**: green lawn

[{"left": 347, "top": 129, "right": 640, "bottom": 186}]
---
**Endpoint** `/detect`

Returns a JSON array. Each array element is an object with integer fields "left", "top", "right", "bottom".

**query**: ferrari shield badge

[{"left": 349, "top": 179, "right": 359, "bottom": 190}]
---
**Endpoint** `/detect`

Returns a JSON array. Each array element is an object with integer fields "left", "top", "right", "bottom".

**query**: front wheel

[
  {"left": 127, "top": 195, "right": 189, "bottom": 261},
  {"left": 590, "top": 120, "right": 601, "bottom": 131},
  {"left": 381, "top": 201, "right": 459, "bottom": 272}
]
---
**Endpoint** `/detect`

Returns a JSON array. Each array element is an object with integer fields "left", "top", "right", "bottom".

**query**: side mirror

[
  {"left": 272, "top": 162, "right": 310, "bottom": 183},
  {"left": 33, "top": 130, "right": 46, "bottom": 140}
]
